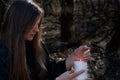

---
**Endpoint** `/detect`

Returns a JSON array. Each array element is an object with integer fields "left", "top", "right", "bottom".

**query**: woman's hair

[{"left": 1, "top": 0, "right": 46, "bottom": 80}]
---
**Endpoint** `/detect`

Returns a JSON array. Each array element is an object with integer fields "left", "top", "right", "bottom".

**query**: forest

[{"left": 0, "top": 0, "right": 120, "bottom": 80}]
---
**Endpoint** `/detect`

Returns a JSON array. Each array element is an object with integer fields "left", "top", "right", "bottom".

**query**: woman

[{"left": 0, "top": 0, "right": 90, "bottom": 80}]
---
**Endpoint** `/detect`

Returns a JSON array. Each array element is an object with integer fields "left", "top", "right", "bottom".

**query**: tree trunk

[{"left": 60, "top": 0, "right": 74, "bottom": 42}]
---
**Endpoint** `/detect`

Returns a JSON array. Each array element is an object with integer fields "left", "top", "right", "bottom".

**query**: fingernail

[{"left": 84, "top": 50, "right": 90, "bottom": 54}]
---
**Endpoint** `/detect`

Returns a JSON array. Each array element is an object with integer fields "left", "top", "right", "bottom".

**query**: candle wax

[{"left": 74, "top": 61, "right": 88, "bottom": 80}]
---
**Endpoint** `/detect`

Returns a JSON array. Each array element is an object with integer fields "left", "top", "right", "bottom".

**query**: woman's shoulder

[
  {"left": 0, "top": 42, "right": 8, "bottom": 60},
  {"left": 0, "top": 43, "right": 8, "bottom": 54},
  {"left": 0, "top": 43, "right": 9, "bottom": 79}
]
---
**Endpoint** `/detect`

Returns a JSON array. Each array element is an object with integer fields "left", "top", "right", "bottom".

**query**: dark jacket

[{"left": 0, "top": 42, "right": 67, "bottom": 80}]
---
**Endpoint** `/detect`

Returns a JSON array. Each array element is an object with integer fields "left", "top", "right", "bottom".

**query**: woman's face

[{"left": 24, "top": 19, "right": 40, "bottom": 41}]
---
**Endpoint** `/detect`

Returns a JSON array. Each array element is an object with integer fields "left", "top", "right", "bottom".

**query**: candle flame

[{"left": 79, "top": 59, "right": 83, "bottom": 61}]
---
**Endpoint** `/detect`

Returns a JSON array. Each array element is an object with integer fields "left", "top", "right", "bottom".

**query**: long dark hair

[{"left": 0, "top": 0, "right": 46, "bottom": 80}]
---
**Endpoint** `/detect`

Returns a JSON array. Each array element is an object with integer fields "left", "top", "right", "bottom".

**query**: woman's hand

[
  {"left": 74, "top": 45, "right": 90, "bottom": 61},
  {"left": 56, "top": 70, "right": 85, "bottom": 80},
  {"left": 65, "top": 45, "right": 90, "bottom": 70}
]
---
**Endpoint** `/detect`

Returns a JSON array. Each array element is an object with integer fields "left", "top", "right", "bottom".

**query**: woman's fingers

[
  {"left": 84, "top": 78, "right": 91, "bottom": 80},
  {"left": 74, "top": 45, "right": 90, "bottom": 58},
  {"left": 83, "top": 49, "right": 91, "bottom": 61},
  {"left": 70, "top": 70, "right": 85, "bottom": 79},
  {"left": 69, "top": 70, "right": 74, "bottom": 74},
  {"left": 75, "top": 45, "right": 90, "bottom": 54}
]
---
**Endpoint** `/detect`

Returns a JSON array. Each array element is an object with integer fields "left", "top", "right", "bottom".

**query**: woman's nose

[{"left": 34, "top": 25, "right": 39, "bottom": 32}]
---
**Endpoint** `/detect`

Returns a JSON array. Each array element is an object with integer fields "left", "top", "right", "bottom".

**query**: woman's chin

[{"left": 25, "top": 37, "right": 34, "bottom": 41}]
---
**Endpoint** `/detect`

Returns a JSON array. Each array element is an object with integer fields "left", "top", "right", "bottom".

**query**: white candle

[{"left": 74, "top": 61, "right": 88, "bottom": 80}]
